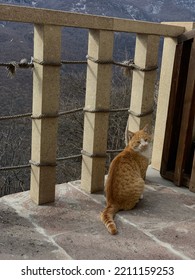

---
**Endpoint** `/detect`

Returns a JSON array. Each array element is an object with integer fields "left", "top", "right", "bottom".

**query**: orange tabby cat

[{"left": 101, "top": 125, "right": 152, "bottom": 235}]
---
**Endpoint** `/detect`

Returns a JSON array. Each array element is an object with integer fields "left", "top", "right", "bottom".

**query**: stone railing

[{"left": 0, "top": 4, "right": 193, "bottom": 204}]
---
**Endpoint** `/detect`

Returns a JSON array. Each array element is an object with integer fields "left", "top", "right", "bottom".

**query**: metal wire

[
  {"left": 0, "top": 107, "right": 128, "bottom": 122},
  {"left": 0, "top": 150, "right": 124, "bottom": 171},
  {"left": 0, "top": 108, "right": 83, "bottom": 121},
  {"left": 0, "top": 113, "right": 32, "bottom": 121},
  {"left": 86, "top": 55, "right": 158, "bottom": 72},
  {"left": 0, "top": 56, "right": 156, "bottom": 172},
  {"left": 0, "top": 56, "right": 158, "bottom": 77},
  {"left": 0, "top": 164, "right": 31, "bottom": 171}
]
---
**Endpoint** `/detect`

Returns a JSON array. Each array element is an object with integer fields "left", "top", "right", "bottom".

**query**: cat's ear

[
  {"left": 142, "top": 124, "right": 149, "bottom": 133},
  {"left": 128, "top": 130, "right": 134, "bottom": 140}
]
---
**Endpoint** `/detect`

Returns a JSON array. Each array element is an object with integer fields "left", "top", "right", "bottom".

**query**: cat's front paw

[{"left": 139, "top": 193, "right": 144, "bottom": 200}]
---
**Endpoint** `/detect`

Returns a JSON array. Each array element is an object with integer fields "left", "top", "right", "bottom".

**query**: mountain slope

[
  {"left": 0, "top": 0, "right": 194, "bottom": 62},
  {"left": 1, "top": 0, "right": 195, "bottom": 21}
]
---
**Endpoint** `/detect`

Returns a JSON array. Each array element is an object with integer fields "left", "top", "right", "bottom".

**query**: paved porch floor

[{"left": 0, "top": 167, "right": 195, "bottom": 260}]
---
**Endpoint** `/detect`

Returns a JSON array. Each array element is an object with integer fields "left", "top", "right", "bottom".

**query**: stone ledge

[{"left": 0, "top": 167, "right": 195, "bottom": 260}]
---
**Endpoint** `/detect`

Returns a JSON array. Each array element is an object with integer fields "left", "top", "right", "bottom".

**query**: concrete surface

[{"left": 0, "top": 167, "right": 195, "bottom": 260}]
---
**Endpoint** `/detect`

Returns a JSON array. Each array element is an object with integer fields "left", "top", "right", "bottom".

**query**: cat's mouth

[
  {"left": 141, "top": 144, "right": 148, "bottom": 150},
  {"left": 133, "top": 144, "right": 148, "bottom": 153}
]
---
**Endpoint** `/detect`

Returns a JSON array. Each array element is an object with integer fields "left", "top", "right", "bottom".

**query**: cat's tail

[{"left": 100, "top": 204, "right": 119, "bottom": 235}]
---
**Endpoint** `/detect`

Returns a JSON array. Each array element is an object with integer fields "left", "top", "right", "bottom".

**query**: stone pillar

[
  {"left": 81, "top": 30, "right": 114, "bottom": 193},
  {"left": 127, "top": 34, "right": 159, "bottom": 133},
  {"left": 30, "top": 24, "right": 61, "bottom": 205}
]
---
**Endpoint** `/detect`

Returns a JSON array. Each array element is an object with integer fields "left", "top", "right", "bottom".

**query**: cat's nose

[
  {"left": 142, "top": 142, "right": 148, "bottom": 147},
  {"left": 140, "top": 139, "right": 148, "bottom": 146}
]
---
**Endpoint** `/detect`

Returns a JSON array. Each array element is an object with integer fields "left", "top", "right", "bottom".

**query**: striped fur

[
  {"left": 100, "top": 125, "right": 152, "bottom": 235},
  {"left": 100, "top": 204, "right": 119, "bottom": 235}
]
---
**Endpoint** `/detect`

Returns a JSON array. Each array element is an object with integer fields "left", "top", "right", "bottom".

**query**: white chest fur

[
  {"left": 137, "top": 138, "right": 152, "bottom": 160},
  {"left": 141, "top": 144, "right": 152, "bottom": 160}
]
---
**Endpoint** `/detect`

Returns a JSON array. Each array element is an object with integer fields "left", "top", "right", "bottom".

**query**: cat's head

[{"left": 127, "top": 125, "right": 153, "bottom": 156}]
